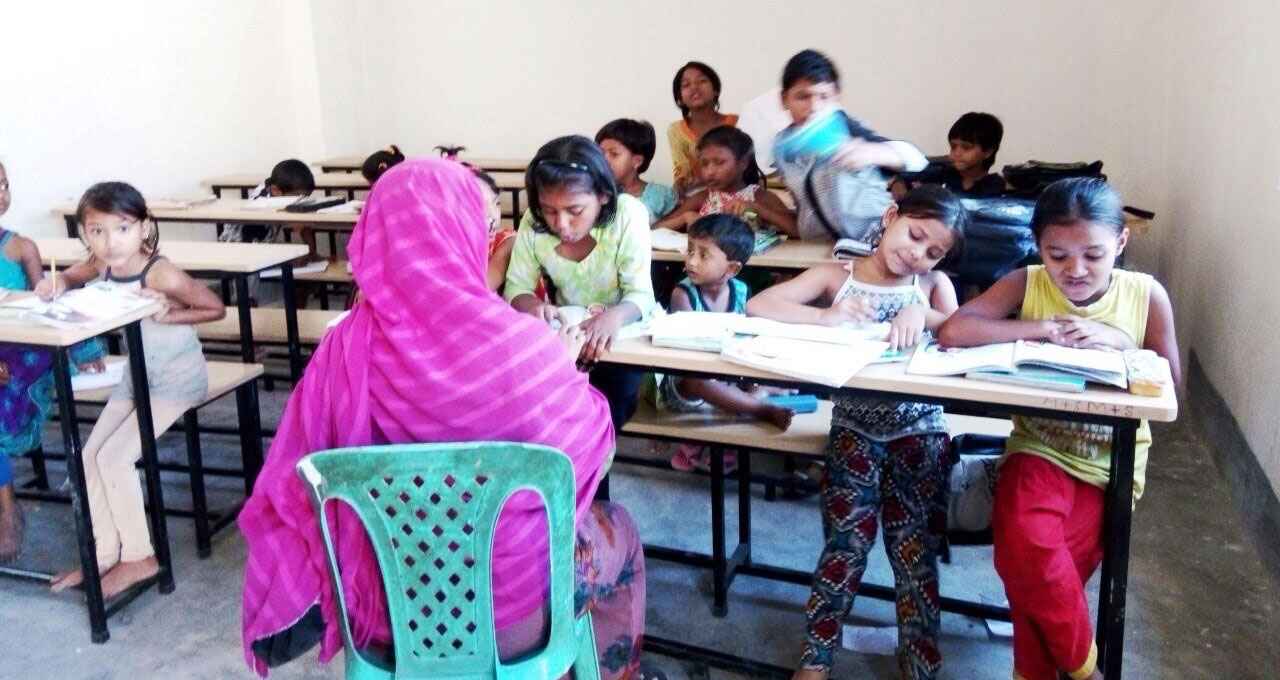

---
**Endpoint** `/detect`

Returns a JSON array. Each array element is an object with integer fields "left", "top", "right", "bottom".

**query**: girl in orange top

[{"left": 668, "top": 61, "right": 738, "bottom": 195}]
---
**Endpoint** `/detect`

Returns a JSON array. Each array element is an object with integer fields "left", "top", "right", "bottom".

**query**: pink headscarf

[{"left": 239, "top": 159, "right": 614, "bottom": 676}]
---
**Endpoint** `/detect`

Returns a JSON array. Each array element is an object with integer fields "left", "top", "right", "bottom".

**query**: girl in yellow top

[
  {"left": 938, "top": 178, "right": 1180, "bottom": 680},
  {"left": 668, "top": 61, "right": 738, "bottom": 195}
]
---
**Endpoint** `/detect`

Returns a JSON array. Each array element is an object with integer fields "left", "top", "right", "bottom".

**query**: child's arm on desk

[
  {"left": 1142, "top": 281, "right": 1181, "bottom": 388},
  {"left": 744, "top": 190, "right": 798, "bottom": 238},
  {"left": 140, "top": 259, "right": 226, "bottom": 325},
  {"left": 670, "top": 287, "right": 791, "bottom": 430},
  {"left": 746, "top": 263, "right": 868, "bottom": 326},
  {"left": 34, "top": 259, "right": 100, "bottom": 300},
  {"left": 888, "top": 271, "right": 957, "bottom": 350},
  {"left": 938, "top": 268, "right": 1057, "bottom": 347},
  {"left": 653, "top": 193, "right": 706, "bottom": 231}
]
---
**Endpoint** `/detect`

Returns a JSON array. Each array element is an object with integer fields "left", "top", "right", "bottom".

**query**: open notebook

[
  {"left": 907, "top": 340, "right": 1128, "bottom": 391},
  {"left": 721, "top": 335, "right": 889, "bottom": 388},
  {"left": 648, "top": 311, "right": 891, "bottom": 353},
  {"left": 0, "top": 282, "right": 154, "bottom": 329}
]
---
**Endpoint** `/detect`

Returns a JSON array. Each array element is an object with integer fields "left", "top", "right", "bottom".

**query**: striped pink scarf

[{"left": 238, "top": 159, "right": 614, "bottom": 676}]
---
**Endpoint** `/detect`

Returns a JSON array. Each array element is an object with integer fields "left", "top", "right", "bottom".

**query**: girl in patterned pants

[{"left": 747, "top": 185, "right": 969, "bottom": 679}]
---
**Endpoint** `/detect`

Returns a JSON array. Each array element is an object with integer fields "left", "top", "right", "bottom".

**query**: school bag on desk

[
  {"left": 948, "top": 197, "right": 1039, "bottom": 293},
  {"left": 1001, "top": 160, "right": 1106, "bottom": 198}
]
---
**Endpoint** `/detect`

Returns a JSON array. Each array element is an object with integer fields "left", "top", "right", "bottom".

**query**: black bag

[
  {"left": 1001, "top": 160, "right": 1105, "bottom": 198},
  {"left": 949, "top": 197, "right": 1038, "bottom": 289}
]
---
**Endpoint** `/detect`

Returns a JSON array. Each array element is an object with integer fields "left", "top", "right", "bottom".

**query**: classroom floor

[{"left": 1, "top": 387, "right": 1277, "bottom": 679}]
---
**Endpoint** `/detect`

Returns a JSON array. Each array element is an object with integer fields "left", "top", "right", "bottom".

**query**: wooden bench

[
  {"left": 623, "top": 401, "right": 1010, "bottom": 457},
  {"left": 197, "top": 307, "right": 342, "bottom": 346},
  {"left": 618, "top": 398, "right": 1011, "bottom": 616},
  {"left": 66, "top": 360, "right": 265, "bottom": 558}
]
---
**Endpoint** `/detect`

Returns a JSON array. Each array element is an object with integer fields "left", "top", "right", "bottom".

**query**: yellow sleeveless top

[{"left": 1005, "top": 266, "right": 1154, "bottom": 499}]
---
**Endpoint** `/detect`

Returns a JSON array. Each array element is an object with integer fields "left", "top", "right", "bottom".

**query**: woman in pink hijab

[{"left": 239, "top": 159, "right": 645, "bottom": 679}]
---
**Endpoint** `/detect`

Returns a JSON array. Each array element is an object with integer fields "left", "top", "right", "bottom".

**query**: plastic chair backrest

[{"left": 296, "top": 442, "right": 580, "bottom": 680}]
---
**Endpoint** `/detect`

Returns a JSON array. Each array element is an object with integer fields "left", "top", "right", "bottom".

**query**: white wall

[
  {"left": 1157, "top": 0, "right": 1280, "bottom": 493},
  {"left": 0, "top": 0, "right": 326, "bottom": 239},
  {"left": 304, "top": 0, "right": 1278, "bottom": 492},
  {"left": 3, "top": 1, "right": 1276, "bottom": 494}
]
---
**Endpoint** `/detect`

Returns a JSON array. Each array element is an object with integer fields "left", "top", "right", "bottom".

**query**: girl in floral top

[{"left": 505, "top": 135, "right": 656, "bottom": 429}]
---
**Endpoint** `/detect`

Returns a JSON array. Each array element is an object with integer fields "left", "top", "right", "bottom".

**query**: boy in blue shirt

[
  {"left": 661, "top": 214, "right": 794, "bottom": 470},
  {"left": 596, "top": 119, "right": 679, "bottom": 221}
]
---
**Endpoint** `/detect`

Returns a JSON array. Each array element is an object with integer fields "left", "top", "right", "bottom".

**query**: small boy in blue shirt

[
  {"left": 660, "top": 215, "right": 794, "bottom": 470},
  {"left": 596, "top": 119, "right": 679, "bottom": 221}
]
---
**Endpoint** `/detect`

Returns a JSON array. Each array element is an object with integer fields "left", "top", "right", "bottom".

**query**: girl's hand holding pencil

[{"left": 35, "top": 258, "right": 65, "bottom": 301}]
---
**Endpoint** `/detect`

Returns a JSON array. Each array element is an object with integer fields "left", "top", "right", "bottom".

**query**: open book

[
  {"left": 907, "top": 340, "right": 1127, "bottom": 389},
  {"left": 0, "top": 282, "right": 155, "bottom": 329},
  {"left": 650, "top": 228, "right": 688, "bottom": 253},
  {"left": 721, "top": 335, "right": 889, "bottom": 388},
  {"left": 648, "top": 312, "right": 892, "bottom": 353}
]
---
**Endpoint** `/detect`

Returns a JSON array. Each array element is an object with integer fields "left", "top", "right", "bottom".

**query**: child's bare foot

[
  {"left": 0, "top": 500, "right": 24, "bottom": 563},
  {"left": 792, "top": 668, "right": 828, "bottom": 680},
  {"left": 50, "top": 567, "right": 89, "bottom": 592},
  {"left": 100, "top": 556, "right": 160, "bottom": 598}
]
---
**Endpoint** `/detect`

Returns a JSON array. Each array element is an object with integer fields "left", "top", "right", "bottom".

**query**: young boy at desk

[{"left": 657, "top": 214, "right": 794, "bottom": 470}]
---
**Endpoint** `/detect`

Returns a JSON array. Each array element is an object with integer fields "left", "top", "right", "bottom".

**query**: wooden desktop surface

[{"left": 602, "top": 338, "right": 1178, "bottom": 423}]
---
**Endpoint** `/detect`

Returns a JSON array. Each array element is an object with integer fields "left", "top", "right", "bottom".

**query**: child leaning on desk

[
  {"left": 655, "top": 214, "right": 795, "bottom": 472},
  {"left": 937, "top": 178, "right": 1180, "bottom": 680},
  {"left": 746, "top": 185, "right": 966, "bottom": 680},
  {"left": 35, "top": 182, "right": 224, "bottom": 600}
]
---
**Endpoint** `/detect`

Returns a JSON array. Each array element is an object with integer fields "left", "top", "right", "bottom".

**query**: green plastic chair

[{"left": 296, "top": 442, "right": 601, "bottom": 680}]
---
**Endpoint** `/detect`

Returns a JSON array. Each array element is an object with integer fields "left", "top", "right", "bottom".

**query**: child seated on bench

[{"left": 657, "top": 214, "right": 794, "bottom": 471}]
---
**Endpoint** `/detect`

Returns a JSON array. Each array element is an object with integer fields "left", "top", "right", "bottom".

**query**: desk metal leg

[
  {"left": 124, "top": 322, "right": 174, "bottom": 594},
  {"left": 235, "top": 381, "right": 264, "bottom": 496},
  {"left": 52, "top": 349, "right": 109, "bottom": 643},
  {"left": 710, "top": 446, "right": 729, "bottom": 617},
  {"left": 1098, "top": 420, "right": 1138, "bottom": 678},
  {"left": 738, "top": 450, "right": 752, "bottom": 558},
  {"left": 280, "top": 265, "right": 303, "bottom": 382},
  {"left": 234, "top": 275, "right": 255, "bottom": 365},
  {"left": 183, "top": 410, "right": 211, "bottom": 559}
]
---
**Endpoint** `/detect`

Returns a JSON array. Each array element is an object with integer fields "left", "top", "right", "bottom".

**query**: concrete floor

[{"left": 2, "top": 385, "right": 1277, "bottom": 679}]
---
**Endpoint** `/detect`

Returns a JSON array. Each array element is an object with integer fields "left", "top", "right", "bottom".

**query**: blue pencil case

[{"left": 764, "top": 394, "right": 820, "bottom": 414}]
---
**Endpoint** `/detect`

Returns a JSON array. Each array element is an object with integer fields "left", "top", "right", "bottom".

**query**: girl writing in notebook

[
  {"left": 938, "top": 178, "right": 1180, "bottom": 680},
  {"left": 36, "top": 182, "right": 224, "bottom": 597},
  {"left": 747, "top": 185, "right": 967, "bottom": 680},
  {"left": 504, "top": 136, "right": 656, "bottom": 430},
  {"left": 656, "top": 126, "right": 798, "bottom": 238},
  {"left": 0, "top": 160, "right": 105, "bottom": 562}
]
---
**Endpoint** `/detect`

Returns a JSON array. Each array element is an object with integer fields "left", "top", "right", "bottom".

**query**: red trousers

[{"left": 993, "top": 454, "right": 1103, "bottom": 680}]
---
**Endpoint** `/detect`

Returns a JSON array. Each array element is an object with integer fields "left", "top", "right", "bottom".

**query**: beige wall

[
  {"left": 303, "top": 0, "right": 1279, "bottom": 493},
  {"left": 2, "top": 1, "right": 1275, "bottom": 492},
  {"left": 1157, "top": 1, "right": 1280, "bottom": 493},
  {"left": 0, "top": 0, "right": 326, "bottom": 239}
]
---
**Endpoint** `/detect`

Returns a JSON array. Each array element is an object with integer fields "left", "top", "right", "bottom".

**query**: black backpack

[{"left": 1001, "top": 160, "right": 1105, "bottom": 198}]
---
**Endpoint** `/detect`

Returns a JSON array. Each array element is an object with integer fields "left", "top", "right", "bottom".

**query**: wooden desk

[
  {"left": 203, "top": 172, "right": 528, "bottom": 223},
  {"left": 54, "top": 199, "right": 360, "bottom": 235},
  {"left": 601, "top": 338, "right": 1174, "bottom": 679},
  {"left": 37, "top": 237, "right": 310, "bottom": 381},
  {"left": 652, "top": 238, "right": 835, "bottom": 272},
  {"left": 0, "top": 296, "right": 170, "bottom": 644},
  {"left": 316, "top": 155, "right": 529, "bottom": 174}
]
